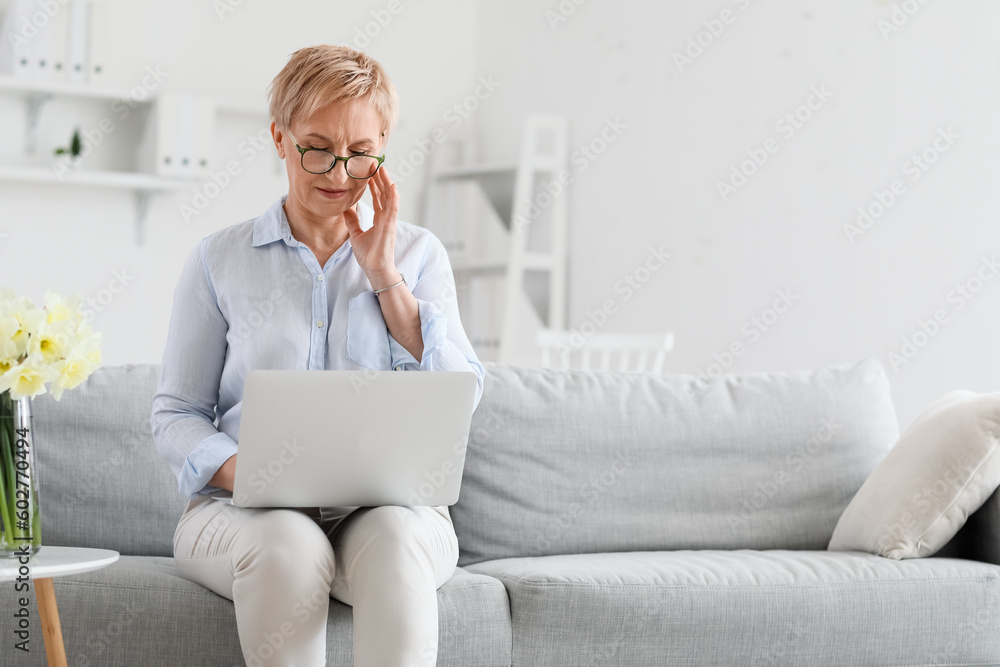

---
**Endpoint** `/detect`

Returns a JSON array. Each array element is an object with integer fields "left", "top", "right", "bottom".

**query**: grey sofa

[{"left": 2, "top": 359, "right": 999, "bottom": 666}]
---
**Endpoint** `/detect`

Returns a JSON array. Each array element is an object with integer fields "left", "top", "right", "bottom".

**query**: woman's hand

[{"left": 343, "top": 166, "right": 400, "bottom": 286}]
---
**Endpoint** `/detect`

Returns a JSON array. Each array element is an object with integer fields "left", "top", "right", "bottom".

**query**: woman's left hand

[{"left": 343, "top": 167, "right": 400, "bottom": 282}]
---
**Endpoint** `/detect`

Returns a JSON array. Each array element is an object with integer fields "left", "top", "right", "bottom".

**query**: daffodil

[
  {"left": 2, "top": 305, "right": 45, "bottom": 361},
  {"left": 0, "top": 287, "right": 101, "bottom": 401},
  {"left": 43, "top": 292, "right": 84, "bottom": 326},
  {"left": 0, "top": 351, "right": 60, "bottom": 400},
  {"left": 0, "top": 315, "right": 19, "bottom": 362},
  {"left": 49, "top": 356, "right": 93, "bottom": 401}
]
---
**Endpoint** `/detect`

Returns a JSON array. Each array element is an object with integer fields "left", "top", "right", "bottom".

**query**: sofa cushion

[
  {"left": 32, "top": 364, "right": 188, "bottom": 557},
  {"left": 0, "top": 557, "right": 512, "bottom": 667},
  {"left": 829, "top": 390, "right": 1000, "bottom": 559},
  {"left": 466, "top": 550, "right": 1000, "bottom": 667},
  {"left": 453, "top": 360, "right": 900, "bottom": 566}
]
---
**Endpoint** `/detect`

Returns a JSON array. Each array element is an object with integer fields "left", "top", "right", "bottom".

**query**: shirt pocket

[{"left": 345, "top": 292, "right": 392, "bottom": 371}]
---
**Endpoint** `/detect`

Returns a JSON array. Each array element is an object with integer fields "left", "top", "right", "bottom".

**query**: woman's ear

[{"left": 271, "top": 121, "right": 285, "bottom": 160}]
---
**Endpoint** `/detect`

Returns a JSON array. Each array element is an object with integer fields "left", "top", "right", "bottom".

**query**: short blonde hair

[{"left": 267, "top": 45, "right": 399, "bottom": 138}]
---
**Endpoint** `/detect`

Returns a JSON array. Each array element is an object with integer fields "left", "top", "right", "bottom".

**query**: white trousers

[{"left": 172, "top": 495, "right": 460, "bottom": 667}]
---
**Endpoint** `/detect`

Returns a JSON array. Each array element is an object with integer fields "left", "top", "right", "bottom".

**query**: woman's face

[{"left": 274, "top": 98, "right": 385, "bottom": 224}]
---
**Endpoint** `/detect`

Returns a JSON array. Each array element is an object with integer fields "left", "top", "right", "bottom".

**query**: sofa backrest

[
  {"left": 30, "top": 359, "right": 899, "bottom": 564},
  {"left": 450, "top": 359, "right": 900, "bottom": 566},
  {"left": 34, "top": 364, "right": 185, "bottom": 557}
]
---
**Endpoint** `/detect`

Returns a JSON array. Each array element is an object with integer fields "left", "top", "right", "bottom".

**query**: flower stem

[{"left": 0, "top": 392, "right": 15, "bottom": 549}]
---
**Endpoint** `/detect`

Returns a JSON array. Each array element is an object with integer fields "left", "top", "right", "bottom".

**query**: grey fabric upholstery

[
  {"left": 3, "top": 358, "right": 997, "bottom": 666},
  {"left": 0, "top": 559, "right": 512, "bottom": 667},
  {"left": 466, "top": 550, "right": 1000, "bottom": 667},
  {"left": 453, "top": 360, "right": 900, "bottom": 566},
  {"left": 32, "top": 364, "right": 185, "bottom": 557}
]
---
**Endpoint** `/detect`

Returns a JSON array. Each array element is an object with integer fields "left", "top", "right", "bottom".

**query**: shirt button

[
  {"left": 317, "top": 275, "right": 324, "bottom": 282},
  {"left": 317, "top": 320, "right": 324, "bottom": 328},
  {"left": 394, "top": 365, "right": 402, "bottom": 371}
]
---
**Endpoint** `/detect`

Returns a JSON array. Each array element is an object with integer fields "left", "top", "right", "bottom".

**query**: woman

[{"left": 150, "top": 44, "right": 485, "bottom": 666}]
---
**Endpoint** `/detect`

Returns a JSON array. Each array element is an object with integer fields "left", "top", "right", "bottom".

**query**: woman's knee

[
  {"left": 234, "top": 509, "right": 336, "bottom": 580},
  {"left": 348, "top": 506, "right": 456, "bottom": 571}
]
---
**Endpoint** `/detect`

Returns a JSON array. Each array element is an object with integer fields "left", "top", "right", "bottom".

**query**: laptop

[{"left": 214, "top": 369, "right": 479, "bottom": 508}]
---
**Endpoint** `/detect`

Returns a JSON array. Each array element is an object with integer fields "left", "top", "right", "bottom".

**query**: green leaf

[{"left": 70, "top": 128, "right": 82, "bottom": 157}]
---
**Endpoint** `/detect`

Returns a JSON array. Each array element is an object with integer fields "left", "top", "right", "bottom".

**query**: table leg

[{"left": 34, "top": 577, "right": 67, "bottom": 667}]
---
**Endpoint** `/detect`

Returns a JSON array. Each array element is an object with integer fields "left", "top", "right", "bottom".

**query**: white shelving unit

[
  {"left": 0, "top": 74, "right": 270, "bottom": 244},
  {"left": 0, "top": 165, "right": 193, "bottom": 244},
  {"left": 422, "top": 114, "right": 569, "bottom": 363},
  {"left": 0, "top": 74, "right": 157, "bottom": 153}
]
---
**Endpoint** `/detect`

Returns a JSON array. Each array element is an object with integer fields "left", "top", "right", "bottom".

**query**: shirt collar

[{"left": 252, "top": 194, "right": 374, "bottom": 248}]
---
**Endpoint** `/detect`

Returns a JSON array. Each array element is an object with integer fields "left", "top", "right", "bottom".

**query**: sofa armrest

[{"left": 938, "top": 487, "right": 1000, "bottom": 565}]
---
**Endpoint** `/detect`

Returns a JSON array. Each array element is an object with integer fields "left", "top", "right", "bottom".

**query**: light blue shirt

[{"left": 150, "top": 195, "right": 486, "bottom": 499}]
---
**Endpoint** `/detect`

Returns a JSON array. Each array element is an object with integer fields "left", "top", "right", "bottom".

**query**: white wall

[
  {"left": 2, "top": 0, "right": 998, "bottom": 430},
  {"left": 0, "top": 0, "right": 478, "bottom": 367},
  {"left": 470, "top": 0, "right": 1000, "bottom": 429}
]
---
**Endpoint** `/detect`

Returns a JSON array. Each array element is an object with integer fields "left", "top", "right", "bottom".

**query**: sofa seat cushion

[
  {"left": 0, "top": 556, "right": 512, "bottom": 667},
  {"left": 466, "top": 550, "right": 1000, "bottom": 667}
]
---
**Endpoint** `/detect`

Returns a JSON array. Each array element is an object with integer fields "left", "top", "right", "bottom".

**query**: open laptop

[{"left": 213, "top": 369, "right": 479, "bottom": 508}]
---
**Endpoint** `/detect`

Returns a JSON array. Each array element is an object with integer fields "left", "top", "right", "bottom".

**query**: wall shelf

[
  {"left": 0, "top": 74, "right": 145, "bottom": 101},
  {"left": 0, "top": 166, "right": 195, "bottom": 244},
  {"left": 0, "top": 74, "right": 155, "bottom": 154},
  {"left": 434, "top": 162, "right": 518, "bottom": 180}
]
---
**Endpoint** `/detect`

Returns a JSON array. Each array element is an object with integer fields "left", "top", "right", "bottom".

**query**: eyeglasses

[{"left": 286, "top": 130, "right": 385, "bottom": 178}]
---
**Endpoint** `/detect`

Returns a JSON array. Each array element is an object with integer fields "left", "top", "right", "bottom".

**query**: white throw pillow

[{"left": 828, "top": 390, "right": 1000, "bottom": 559}]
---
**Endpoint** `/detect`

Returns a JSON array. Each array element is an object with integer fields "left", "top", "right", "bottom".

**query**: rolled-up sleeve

[
  {"left": 387, "top": 235, "right": 486, "bottom": 411},
  {"left": 150, "top": 239, "right": 238, "bottom": 498}
]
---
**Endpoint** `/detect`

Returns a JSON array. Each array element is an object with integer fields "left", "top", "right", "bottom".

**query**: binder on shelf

[
  {"left": 177, "top": 94, "right": 214, "bottom": 178},
  {"left": 66, "top": 0, "right": 90, "bottom": 84},
  {"left": 137, "top": 93, "right": 214, "bottom": 179},
  {"left": 34, "top": 6, "right": 69, "bottom": 81},
  {"left": 87, "top": 0, "right": 109, "bottom": 82},
  {"left": 0, "top": 0, "right": 38, "bottom": 79}
]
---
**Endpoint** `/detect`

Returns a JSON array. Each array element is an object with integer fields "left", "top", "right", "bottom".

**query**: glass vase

[{"left": 0, "top": 391, "right": 42, "bottom": 557}]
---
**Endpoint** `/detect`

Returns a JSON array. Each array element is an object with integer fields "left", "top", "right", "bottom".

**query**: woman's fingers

[
  {"left": 381, "top": 169, "right": 398, "bottom": 215},
  {"left": 368, "top": 173, "right": 381, "bottom": 211}
]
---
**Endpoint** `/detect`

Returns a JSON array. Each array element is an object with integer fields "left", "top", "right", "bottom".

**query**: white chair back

[{"left": 536, "top": 329, "right": 675, "bottom": 373}]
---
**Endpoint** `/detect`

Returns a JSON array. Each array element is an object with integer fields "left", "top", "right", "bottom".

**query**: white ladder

[{"left": 421, "top": 114, "right": 569, "bottom": 364}]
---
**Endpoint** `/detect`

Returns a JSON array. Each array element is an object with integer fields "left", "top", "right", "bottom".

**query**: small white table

[{"left": 1, "top": 546, "right": 120, "bottom": 667}]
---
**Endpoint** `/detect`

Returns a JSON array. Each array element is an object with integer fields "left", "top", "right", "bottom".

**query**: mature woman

[{"left": 150, "top": 45, "right": 485, "bottom": 666}]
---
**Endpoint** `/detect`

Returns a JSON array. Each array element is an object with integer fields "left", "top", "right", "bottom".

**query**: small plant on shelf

[{"left": 53, "top": 127, "right": 82, "bottom": 159}]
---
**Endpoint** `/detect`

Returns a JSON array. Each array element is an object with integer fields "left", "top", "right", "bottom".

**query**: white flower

[
  {"left": 0, "top": 288, "right": 102, "bottom": 400},
  {"left": 49, "top": 333, "right": 102, "bottom": 401},
  {"left": 0, "top": 352, "right": 60, "bottom": 400},
  {"left": 43, "top": 292, "right": 84, "bottom": 327},
  {"left": 0, "top": 316, "right": 18, "bottom": 365},
  {"left": 28, "top": 319, "right": 76, "bottom": 365}
]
